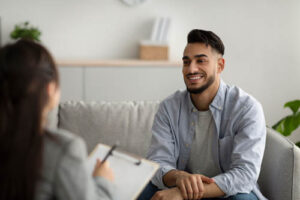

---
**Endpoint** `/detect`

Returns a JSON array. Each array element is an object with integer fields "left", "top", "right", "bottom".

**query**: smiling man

[{"left": 139, "top": 29, "right": 267, "bottom": 200}]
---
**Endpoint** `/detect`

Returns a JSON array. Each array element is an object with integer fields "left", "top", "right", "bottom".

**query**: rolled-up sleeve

[
  {"left": 54, "top": 137, "right": 117, "bottom": 200},
  {"left": 147, "top": 102, "right": 178, "bottom": 189},
  {"left": 213, "top": 101, "right": 266, "bottom": 197}
]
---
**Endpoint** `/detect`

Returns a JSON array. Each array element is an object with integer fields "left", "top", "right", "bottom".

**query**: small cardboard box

[{"left": 139, "top": 44, "right": 168, "bottom": 60}]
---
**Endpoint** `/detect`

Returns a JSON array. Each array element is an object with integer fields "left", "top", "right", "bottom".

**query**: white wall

[{"left": 1, "top": 0, "right": 300, "bottom": 141}]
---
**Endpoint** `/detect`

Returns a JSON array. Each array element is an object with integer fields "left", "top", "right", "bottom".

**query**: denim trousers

[{"left": 137, "top": 182, "right": 258, "bottom": 200}]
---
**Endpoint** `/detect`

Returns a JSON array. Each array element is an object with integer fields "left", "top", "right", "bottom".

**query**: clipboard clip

[{"left": 111, "top": 149, "right": 142, "bottom": 166}]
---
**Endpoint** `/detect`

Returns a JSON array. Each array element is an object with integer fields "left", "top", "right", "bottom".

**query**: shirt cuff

[
  {"left": 151, "top": 165, "right": 176, "bottom": 189},
  {"left": 213, "top": 174, "right": 231, "bottom": 198},
  {"left": 93, "top": 176, "right": 117, "bottom": 199}
]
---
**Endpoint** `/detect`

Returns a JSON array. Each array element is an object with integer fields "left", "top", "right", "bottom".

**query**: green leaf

[
  {"left": 296, "top": 142, "right": 300, "bottom": 148},
  {"left": 9, "top": 21, "right": 41, "bottom": 42},
  {"left": 272, "top": 112, "right": 300, "bottom": 136},
  {"left": 284, "top": 100, "right": 300, "bottom": 114},
  {"left": 272, "top": 118, "right": 285, "bottom": 135}
]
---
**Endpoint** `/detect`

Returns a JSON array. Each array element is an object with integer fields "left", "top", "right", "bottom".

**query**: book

[
  {"left": 150, "top": 17, "right": 160, "bottom": 42},
  {"left": 87, "top": 143, "right": 159, "bottom": 200},
  {"left": 161, "top": 18, "right": 170, "bottom": 42}
]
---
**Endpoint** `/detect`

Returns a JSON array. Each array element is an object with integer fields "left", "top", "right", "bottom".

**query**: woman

[{"left": 0, "top": 39, "right": 116, "bottom": 200}]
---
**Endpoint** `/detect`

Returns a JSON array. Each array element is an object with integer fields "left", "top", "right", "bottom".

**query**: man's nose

[{"left": 188, "top": 60, "right": 198, "bottom": 74}]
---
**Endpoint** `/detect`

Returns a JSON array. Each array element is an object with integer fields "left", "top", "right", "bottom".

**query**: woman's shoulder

[
  {"left": 43, "top": 128, "right": 88, "bottom": 168},
  {"left": 46, "top": 128, "right": 82, "bottom": 144},
  {"left": 45, "top": 128, "right": 85, "bottom": 148},
  {"left": 36, "top": 129, "right": 89, "bottom": 199}
]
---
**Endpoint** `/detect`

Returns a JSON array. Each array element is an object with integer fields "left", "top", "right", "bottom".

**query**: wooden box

[{"left": 139, "top": 44, "right": 169, "bottom": 60}]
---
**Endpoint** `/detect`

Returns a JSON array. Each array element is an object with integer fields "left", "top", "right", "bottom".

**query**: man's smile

[{"left": 187, "top": 74, "right": 205, "bottom": 84}]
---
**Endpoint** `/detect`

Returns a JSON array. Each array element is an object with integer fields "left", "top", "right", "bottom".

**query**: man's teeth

[{"left": 189, "top": 76, "right": 203, "bottom": 80}]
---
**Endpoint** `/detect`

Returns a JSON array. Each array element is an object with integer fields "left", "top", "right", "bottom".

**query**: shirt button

[
  {"left": 191, "top": 122, "right": 195, "bottom": 126},
  {"left": 192, "top": 108, "right": 197, "bottom": 112},
  {"left": 185, "top": 143, "right": 189, "bottom": 148}
]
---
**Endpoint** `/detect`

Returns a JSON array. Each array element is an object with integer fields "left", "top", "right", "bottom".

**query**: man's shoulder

[
  {"left": 160, "top": 89, "right": 188, "bottom": 106},
  {"left": 225, "top": 83, "right": 262, "bottom": 110}
]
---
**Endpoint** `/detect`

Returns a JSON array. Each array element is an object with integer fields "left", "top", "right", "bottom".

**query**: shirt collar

[
  {"left": 209, "top": 79, "right": 226, "bottom": 111},
  {"left": 187, "top": 91, "right": 197, "bottom": 113},
  {"left": 187, "top": 79, "right": 227, "bottom": 112}
]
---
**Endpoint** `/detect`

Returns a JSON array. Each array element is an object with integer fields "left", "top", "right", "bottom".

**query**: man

[{"left": 140, "top": 29, "right": 267, "bottom": 200}]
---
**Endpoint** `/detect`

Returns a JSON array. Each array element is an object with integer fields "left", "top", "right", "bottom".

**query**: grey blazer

[{"left": 35, "top": 128, "right": 116, "bottom": 200}]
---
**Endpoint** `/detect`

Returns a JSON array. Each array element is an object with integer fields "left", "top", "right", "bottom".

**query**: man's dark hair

[{"left": 187, "top": 29, "right": 225, "bottom": 55}]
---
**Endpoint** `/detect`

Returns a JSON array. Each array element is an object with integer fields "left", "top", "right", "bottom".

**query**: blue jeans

[
  {"left": 138, "top": 182, "right": 258, "bottom": 200},
  {"left": 138, "top": 182, "right": 160, "bottom": 200}
]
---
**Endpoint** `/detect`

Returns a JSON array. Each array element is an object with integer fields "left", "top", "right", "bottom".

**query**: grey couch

[{"left": 49, "top": 101, "right": 300, "bottom": 200}]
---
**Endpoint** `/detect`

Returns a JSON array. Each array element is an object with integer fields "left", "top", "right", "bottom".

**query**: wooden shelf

[{"left": 56, "top": 59, "right": 182, "bottom": 67}]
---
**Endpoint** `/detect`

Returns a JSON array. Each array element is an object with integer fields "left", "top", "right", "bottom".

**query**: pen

[{"left": 99, "top": 144, "right": 118, "bottom": 167}]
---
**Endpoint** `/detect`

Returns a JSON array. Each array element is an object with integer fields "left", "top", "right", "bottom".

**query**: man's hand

[
  {"left": 151, "top": 187, "right": 183, "bottom": 200},
  {"left": 175, "top": 171, "right": 214, "bottom": 199}
]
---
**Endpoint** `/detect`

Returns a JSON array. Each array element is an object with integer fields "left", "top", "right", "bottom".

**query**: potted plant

[
  {"left": 10, "top": 21, "right": 41, "bottom": 42},
  {"left": 272, "top": 99, "right": 300, "bottom": 147}
]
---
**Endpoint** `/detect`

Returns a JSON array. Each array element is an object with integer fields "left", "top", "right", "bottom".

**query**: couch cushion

[
  {"left": 58, "top": 101, "right": 159, "bottom": 156},
  {"left": 258, "top": 127, "right": 300, "bottom": 200}
]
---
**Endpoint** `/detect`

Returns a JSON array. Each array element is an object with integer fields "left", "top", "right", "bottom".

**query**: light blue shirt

[{"left": 147, "top": 80, "right": 267, "bottom": 199}]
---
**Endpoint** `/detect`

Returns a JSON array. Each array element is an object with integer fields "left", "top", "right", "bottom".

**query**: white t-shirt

[{"left": 186, "top": 110, "right": 221, "bottom": 177}]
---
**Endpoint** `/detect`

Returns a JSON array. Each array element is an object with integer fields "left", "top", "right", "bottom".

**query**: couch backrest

[
  {"left": 54, "top": 101, "right": 300, "bottom": 200},
  {"left": 57, "top": 101, "right": 159, "bottom": 156}
]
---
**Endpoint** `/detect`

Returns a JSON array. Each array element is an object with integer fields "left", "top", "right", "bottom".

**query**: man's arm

[
  {"left": 203, "top": 183, "right": 225, "bottom": 198},
  {"left": 147, "top": 102, "right": 178, "bottom": 189},
  {"left": 213, "top": 101, "right": 266, "bottom": 197}
]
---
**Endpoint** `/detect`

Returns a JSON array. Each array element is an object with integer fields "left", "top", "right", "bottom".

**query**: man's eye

[
  {"left": 197, "top": 59, "right": 205, "bottom": 63},
  {"left": 183, "top": 60, "right": 190, "bottom": 65}
]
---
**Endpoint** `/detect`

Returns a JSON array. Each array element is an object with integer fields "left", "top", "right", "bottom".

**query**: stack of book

[{"left": 140, "top": 17, "right": 171, "bottom": 60}]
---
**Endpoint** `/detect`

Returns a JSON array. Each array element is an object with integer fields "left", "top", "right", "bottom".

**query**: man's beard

[{"left": 187, "top": 74, "right": 215, "bottom": 94}]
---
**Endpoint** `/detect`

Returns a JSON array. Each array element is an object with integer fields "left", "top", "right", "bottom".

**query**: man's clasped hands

[{"left": 151, "top": 170, "right": 215, "bottom": 200}]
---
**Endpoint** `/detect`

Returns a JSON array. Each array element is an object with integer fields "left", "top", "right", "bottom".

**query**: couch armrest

[{"left": 258, "top": 127, "right": 300, "bottom": 200}]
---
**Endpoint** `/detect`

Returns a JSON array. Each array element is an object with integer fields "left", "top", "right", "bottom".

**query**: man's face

[{"left": 182, "top": 43, "right": 223, "bottom": 94}]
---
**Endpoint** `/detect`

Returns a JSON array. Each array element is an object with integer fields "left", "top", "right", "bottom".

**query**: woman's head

[
  {"left": 0, "top": 39, "right": 60, "bottom": 118},
  {"left": 0, "top": 39, "right": 59, "bottom": 200}
]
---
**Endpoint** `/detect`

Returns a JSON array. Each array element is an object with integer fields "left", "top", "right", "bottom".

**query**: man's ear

[{"left": 217, "top": 57, "right": 225, "bottom": 73}]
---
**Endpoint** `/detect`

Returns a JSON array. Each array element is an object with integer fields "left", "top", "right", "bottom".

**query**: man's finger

[
  {"left": 197, "top": 177, "right": 204, "bottom": 199},
  {"left": 184, "top": 179, "right": 194, "bottom": 200},
  {"left": 191, "top": 177, "right": 199, "bottom": 199},
  {"left": 179, "top": 182, "right": 188, "bottom": 199},
  {"left": 201, "top": 175, "right": 214, "bottom": 183},
  {"left": 151, "top": 191, "right": 162, "bottom": 200}
]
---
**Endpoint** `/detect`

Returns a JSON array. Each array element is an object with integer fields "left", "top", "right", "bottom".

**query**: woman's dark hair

[
  {"left": 187, "top": 29, "right": 225, "bottom": 55},
  {"left": 0, "top": 39, "right": 59, "bottom": 200}
]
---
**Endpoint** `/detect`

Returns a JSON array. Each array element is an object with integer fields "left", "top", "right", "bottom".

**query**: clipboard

[{"left": 87, "top": 143, "right": 159, "bottom": 200}]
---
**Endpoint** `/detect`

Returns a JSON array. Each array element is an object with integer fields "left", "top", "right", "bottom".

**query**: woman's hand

[{"left": 93, "top": 159, "right": 115, "bottom": 182}]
